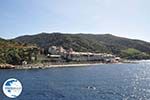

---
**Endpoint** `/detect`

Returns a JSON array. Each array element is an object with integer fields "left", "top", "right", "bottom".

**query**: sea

[{"left": 1, "top": 60, "right": 150, "bottom": 100}]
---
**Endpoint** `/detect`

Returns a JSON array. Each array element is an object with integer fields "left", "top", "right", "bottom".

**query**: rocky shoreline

[
  {"left": 15, "top": 63, "right": 105, "bottom": 69},
  {"left": 0, "top": 64, "right": 15, "bottom": 69},
  {"left": 0, "top": 60, "right": 139, "bottom": 69}
]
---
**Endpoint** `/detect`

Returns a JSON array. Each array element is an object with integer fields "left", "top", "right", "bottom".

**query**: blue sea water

[{"left": 1, "top": 61, "right": 150, "bottom": 100}]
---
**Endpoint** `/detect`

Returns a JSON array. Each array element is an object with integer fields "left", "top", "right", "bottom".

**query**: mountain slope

[
  {"left": 13, "top": 33, "right": 150, "bottom": 59},
  {"left": 0, "top": 38, "right": 38, "bottom": 64}
]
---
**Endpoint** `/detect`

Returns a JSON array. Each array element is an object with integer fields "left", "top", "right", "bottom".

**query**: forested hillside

[
  {"left": 13, "top": 33, "right": 150, "bottom": 59},
  {"left": 0, "top": 38, "right": 38, "bottom": 64}
]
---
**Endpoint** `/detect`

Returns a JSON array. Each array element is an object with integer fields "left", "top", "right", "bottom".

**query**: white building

[{"left": 48, "top": 46, "right": 119, "bottom": 62}]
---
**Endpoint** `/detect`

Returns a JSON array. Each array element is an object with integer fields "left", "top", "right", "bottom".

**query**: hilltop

[
  {"left": 13, "top": 33, "right": 150, "bottom": 59},
  {"left": 0, "top": 32, "right": 150, "bottom": 66}
]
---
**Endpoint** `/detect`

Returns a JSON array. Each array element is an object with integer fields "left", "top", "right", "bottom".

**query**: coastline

[
  {"left": 0, "top": 62, "right": 119, "bottom": 69},
  {"left": 15, "top": 63, "right": 108, "bottom": 69},
  {"left": 0, "top": 60, "right": 141, "bottom": 69},
  {"left": 0, "top": 61, "right": 137, "bottom": 69}
]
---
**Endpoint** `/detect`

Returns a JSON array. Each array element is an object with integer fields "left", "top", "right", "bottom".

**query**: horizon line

[{"left": 1, "top": 31, "right": 149, "bottom": 42}]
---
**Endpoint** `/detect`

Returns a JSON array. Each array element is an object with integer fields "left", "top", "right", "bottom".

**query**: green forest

[
  {"left": 0, "top": 38, "right": 38, "bottom": 64},
  {"left": 1, "top": 33, "right": 150, "bottom": 65},
  {"left": 14, "top": 33, "right": 150, "bottom": 59}
]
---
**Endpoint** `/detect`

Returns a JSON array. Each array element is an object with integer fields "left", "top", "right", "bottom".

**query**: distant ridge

[{"left": 12, "top": 32, "right": 150, "bottom": 59}]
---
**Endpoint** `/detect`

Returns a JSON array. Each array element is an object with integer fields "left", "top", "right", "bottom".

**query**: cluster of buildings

[{"left": 46, "top": 46, "right": 120, "bottom": 63}]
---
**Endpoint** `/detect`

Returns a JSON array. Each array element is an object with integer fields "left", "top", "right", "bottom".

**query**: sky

[{"left": 0, "top": 0, "right": 150, "bottom": 41}]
